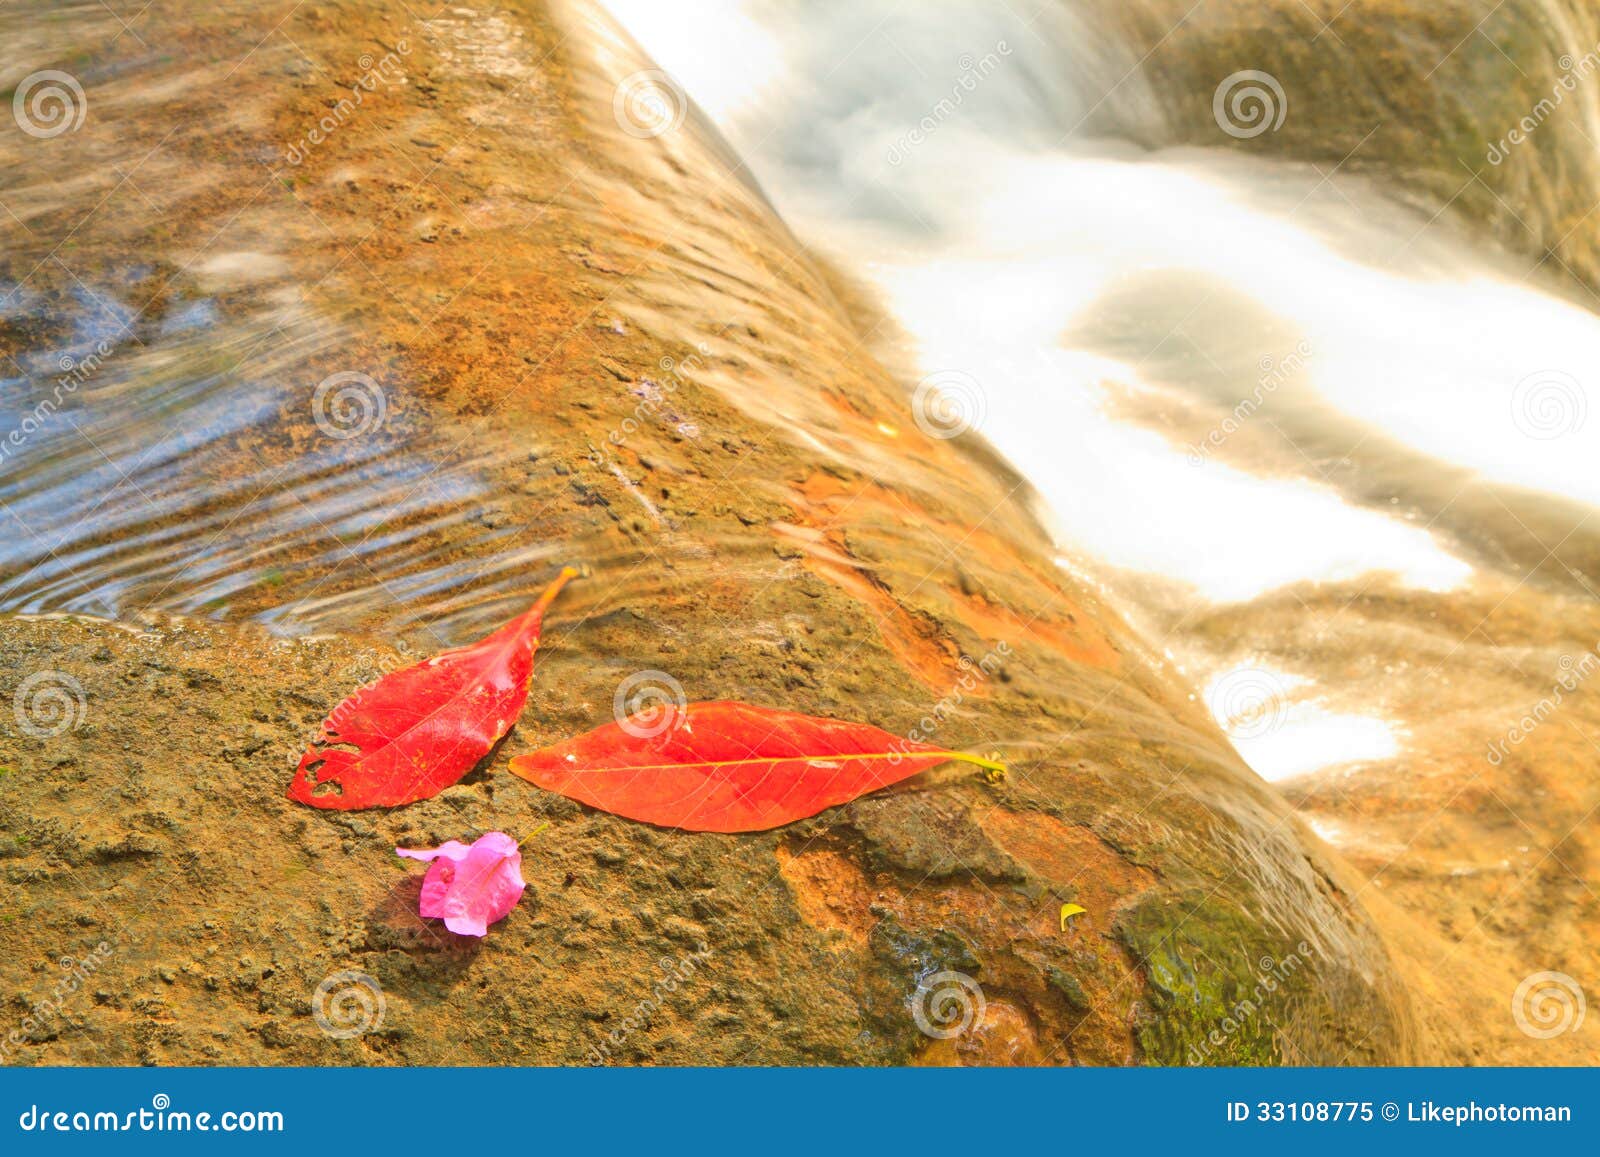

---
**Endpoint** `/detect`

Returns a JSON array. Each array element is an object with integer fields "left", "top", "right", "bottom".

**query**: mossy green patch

[{"left": 1116, "top": 893, "right": 1318, "bottom": 1066}]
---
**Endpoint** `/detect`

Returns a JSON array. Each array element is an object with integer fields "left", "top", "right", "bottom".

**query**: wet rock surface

[
  {"left": 0, "top": 610, "right": 1411, "bottom": 1064},
  {"left": 0, "top": 0, "right": 1505, "bottom": 1066},
  {"left": 1086, "top": 0, "right": 1600, "bottom": 292}
]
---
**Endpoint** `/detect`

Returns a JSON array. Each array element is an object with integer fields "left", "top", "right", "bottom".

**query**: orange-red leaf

[
  {"left": 287, "top": 568, "right": 576, "bottom": 810},
  {"left": 507, "top": 700, "right": 1003, "bottom": 832}
]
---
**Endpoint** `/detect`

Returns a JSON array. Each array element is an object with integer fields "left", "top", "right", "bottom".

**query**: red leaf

[
  {"left": 507, "top": 700, "right": 1004, "bottom": 832},
  {"left": 287, "top": 568, "right": 577, "bottom": 810}
]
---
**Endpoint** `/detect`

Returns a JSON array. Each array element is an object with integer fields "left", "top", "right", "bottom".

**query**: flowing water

[
  {"left": 4, "top": 0, "right": 1596, "bottom": 820},
  {"left": 1, "top": 0, "right": 1595, "bottom": 1064},
  {"left": 595, "top": 10, "right": 1600, "bottom": 1028},
  {"left": 603, "top": 0, "right": 1600, "bottom": 799}
]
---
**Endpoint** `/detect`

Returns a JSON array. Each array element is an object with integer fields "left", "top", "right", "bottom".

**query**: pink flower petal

[
  {"left": 396, "top": 840, "right": 472, "bottom": 864},
  {"left": 417, "top": 859, "right": 456, "bottom": 920},
  {"left": 395, "top": 832, "right": 526, "bottom": 937}
]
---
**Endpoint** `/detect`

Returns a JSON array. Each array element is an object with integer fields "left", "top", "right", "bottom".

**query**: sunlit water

[
  {"left": 0, "top": 6, "right": 644, "bottom": 649},
  {"left": 606, "top": 0, "right": 1600, "bottom": 785},
  {"left": 2, "top": 0, "right": 1596, "bottom": 795}
]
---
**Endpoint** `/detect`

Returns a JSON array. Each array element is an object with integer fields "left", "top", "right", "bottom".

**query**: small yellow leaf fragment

[{"left": 977, "top": 752, "right": 1007, "bottom": 785}]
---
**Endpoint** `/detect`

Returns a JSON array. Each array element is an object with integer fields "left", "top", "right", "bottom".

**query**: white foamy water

[{"left": 605, "top": 0, "right": 1600, "bottom": 784}]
